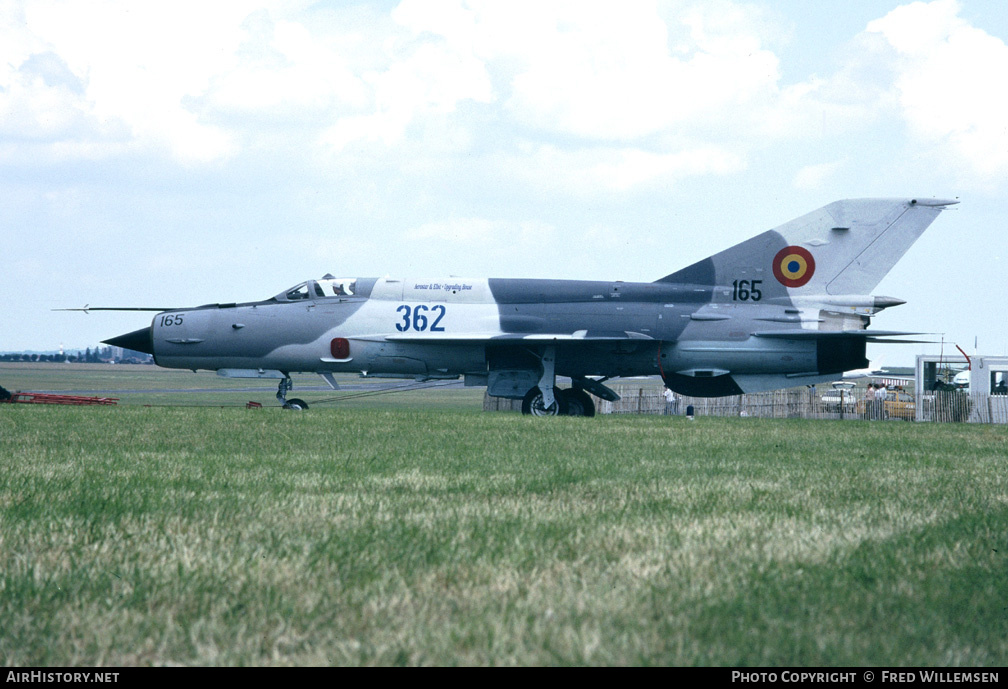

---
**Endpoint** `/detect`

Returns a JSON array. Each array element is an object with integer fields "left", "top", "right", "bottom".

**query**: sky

[{"left": 1, "top": 0, "right": 1006, "bottom": 365}]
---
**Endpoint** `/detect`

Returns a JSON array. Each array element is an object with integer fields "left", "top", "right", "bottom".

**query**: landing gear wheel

[
  {"left": 562, "top": 389, "right": 596, "bottom": 417},
  {"left": 521, "top": 387, "right": 567, "bottom": 416},
  {"left": 276, "top": 376, "right": 308, "bottom": 410}
]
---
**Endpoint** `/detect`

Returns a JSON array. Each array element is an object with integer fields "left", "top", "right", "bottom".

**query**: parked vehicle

[
  {"left": 953, "top": 370, "right": 970, "bottom": 391},
  {"left": 857, "top": 389, "right": 915, "bottom": 420},
  {"left": 821, "top": 381, "right": 858, "bottom": 413}
]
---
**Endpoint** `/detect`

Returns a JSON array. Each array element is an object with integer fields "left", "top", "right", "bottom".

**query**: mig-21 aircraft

[{"left": 93, "top": 198, "right": 955, "bottom": 415}]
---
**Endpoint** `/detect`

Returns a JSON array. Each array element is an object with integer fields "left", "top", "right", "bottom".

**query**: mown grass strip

[{"left": 1, "top": 406, "right": 1005, "bottom": 665}]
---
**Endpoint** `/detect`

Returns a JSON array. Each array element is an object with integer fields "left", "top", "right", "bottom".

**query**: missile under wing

[{"left": 101, "top": 198, "right": 956, "bottom": 415}]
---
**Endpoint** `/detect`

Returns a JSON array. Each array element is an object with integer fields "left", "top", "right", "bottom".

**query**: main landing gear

[
  {"left": 276, "top": 376, "right": 309, "bottom": 410},
  {"left": 518, "top": 345, "right": 597, "bottom": 417},
  {"left": 521, "top": 386, "right": 596, "bottom": 417}
]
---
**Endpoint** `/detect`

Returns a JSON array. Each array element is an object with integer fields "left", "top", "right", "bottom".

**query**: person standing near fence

[
  {"left": 867, "top": 383, "right": 881, "bottom": 420},
  {"left": 663, "top": 387, "right": 678, "bottom": 415}
]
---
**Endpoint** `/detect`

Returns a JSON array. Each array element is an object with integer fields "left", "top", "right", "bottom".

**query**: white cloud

[
  {"left": 793, "top": 159, "right": 847, "bottom": 190},
  {"left": 0, "top": 0, "right": 807, "bottom": 183},
  {"left": 319, "top": 0, "right": 495, "bottom": 152},
  {"left": 0, "top": 1, "right": 255, "bottom": 161},
  {"left": 201, "top": 14, "right": 367, "bottom": 119},
  {"left": 4, "top": 0, "right": 1007, "bottom": 193},
  {"left": 491, "top": 143, "right": 745, "bottom": 196},
  {"left": 405, "top": 0, "right": 785, "bottom": 142},
  {"left": 396, "top": 216, "right": 564, "bottom": 277},
  {"left": 867, "top": 0, "right": 1008, "bottom": 184},
  {"left": 409, "top": 217, "right": 502, "bottom": 244}
]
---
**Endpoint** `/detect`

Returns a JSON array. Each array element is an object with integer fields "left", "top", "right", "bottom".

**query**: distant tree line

[{"left": 0, "top": 346, "right": 152, "bottom": 364}]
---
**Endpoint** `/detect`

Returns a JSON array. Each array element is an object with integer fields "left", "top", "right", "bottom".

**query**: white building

[{"left": 915, "top": 354, "right": 1008, "bottom": 423}]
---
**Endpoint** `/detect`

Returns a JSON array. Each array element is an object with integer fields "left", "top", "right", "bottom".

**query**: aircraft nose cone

[{"left": 102, "top": 327, "right": 154, "bottom": 355}]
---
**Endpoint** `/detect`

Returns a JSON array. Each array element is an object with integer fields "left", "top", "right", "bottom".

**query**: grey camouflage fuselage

[{"left": 103, "top": 198, "right": 956, "bottom": 414}]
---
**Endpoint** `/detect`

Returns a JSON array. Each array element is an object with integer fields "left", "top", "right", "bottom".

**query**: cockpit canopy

[{"left": 275, "top": 274, "right": 357, "bottom": 302}]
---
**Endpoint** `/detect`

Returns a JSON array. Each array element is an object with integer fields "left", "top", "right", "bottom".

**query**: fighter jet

[{"left": 97, "top": 198, "right": 955, "bottom": 415}]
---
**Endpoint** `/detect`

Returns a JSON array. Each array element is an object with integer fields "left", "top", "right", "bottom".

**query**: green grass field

[{"left": 1, "top": 364, "right": 1006, "bottom": 665}]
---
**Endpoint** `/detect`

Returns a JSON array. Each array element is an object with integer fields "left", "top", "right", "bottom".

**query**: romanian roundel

[{"left": 772, "top": 246, "right": 815, "bottom": 288}]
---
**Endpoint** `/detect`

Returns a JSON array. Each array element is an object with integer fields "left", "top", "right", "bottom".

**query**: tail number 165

[{"left": 731, "top": 280, "right": 762, "bottom": 302}]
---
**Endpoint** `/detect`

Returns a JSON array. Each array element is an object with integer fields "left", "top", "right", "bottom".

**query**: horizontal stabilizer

[
  {"left": 752, "top": 330, "right": 924, "bottom": 340},
  {"left": 858, "top": 338, "right": 936, "bottom": 345}
]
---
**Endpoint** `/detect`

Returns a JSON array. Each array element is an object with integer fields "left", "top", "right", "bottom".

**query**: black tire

[
  {"left": 283, "top": 398, "right": 309, "bottom": 410},
  {"left": 521, "top": 387, "right": 566, "bottom": 416},
  {"left": 562, "top": 388, "right": 596, "bottom": 417}
]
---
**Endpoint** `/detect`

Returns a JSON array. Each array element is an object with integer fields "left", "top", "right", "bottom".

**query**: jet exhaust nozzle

[{"left": 103, "top": 327, "right": 154, "bottom": 355}]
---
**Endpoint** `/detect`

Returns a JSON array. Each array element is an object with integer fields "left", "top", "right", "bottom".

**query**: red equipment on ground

[{"left": 1, "top": 390, "right": 118, "bottom": 406}]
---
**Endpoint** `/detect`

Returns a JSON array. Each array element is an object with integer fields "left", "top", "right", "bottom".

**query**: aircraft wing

[{"left": 379, "top": 330, "right": 656, "bottom": 343}]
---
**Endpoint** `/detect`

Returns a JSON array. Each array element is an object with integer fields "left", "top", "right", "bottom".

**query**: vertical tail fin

[{"left": 657, "top": 198, "right": 956, "bottom": 297}]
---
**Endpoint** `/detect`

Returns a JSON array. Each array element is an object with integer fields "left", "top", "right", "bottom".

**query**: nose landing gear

[{"left": 276, "top": 376, "right": 309, "bottom": 410}]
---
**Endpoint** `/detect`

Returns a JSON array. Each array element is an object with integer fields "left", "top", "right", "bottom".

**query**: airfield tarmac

[
  {"left": 1, "top": 362, "right": 623, "bottom": 410},
  {"left": 0, "top": 362, "right": 481, "bottom": 409},
  {"left": 24, "top": 380, "right": 465, "bottom": 396}
]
